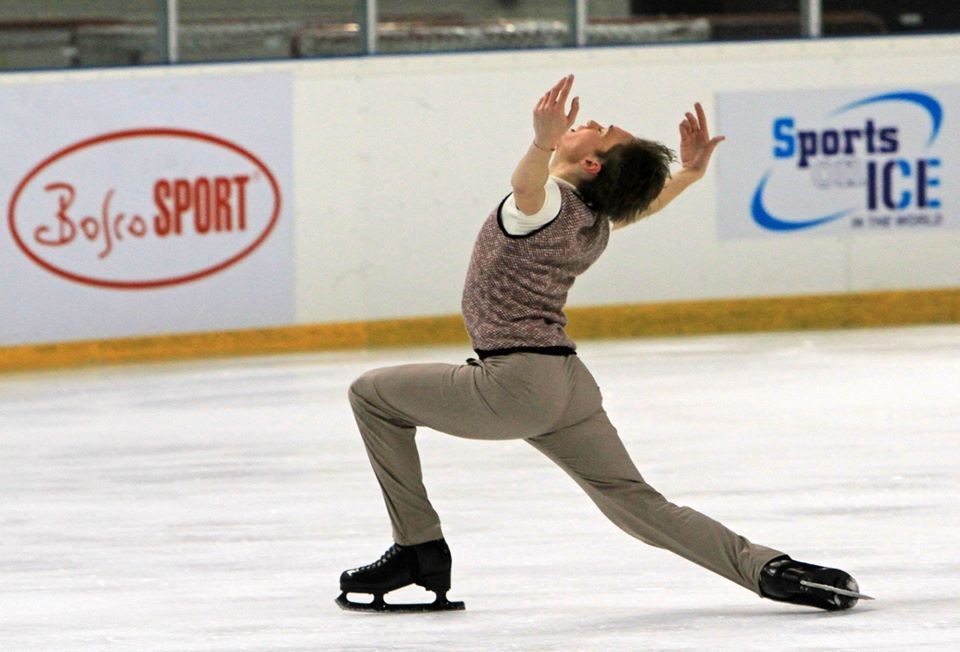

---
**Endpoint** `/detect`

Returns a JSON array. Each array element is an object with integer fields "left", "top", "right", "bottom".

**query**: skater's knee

[{"left": 348, "top": 371, "right": 379, "bottom": 407}]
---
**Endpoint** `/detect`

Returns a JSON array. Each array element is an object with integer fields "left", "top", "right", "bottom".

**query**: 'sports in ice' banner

[{"left": 715, "top": 86, "right": 957, "bottom": 238}]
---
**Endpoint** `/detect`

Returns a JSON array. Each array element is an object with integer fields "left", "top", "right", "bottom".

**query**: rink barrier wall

[
  {"left": 2, "top": 36, "right": 960, "bottom": 350},
  {"left": 1, "top": 287, "right": 958, "bottom": 373}
]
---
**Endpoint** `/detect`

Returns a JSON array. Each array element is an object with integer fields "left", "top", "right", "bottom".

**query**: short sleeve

[{"left": 500, "top": 178, "right": 563, "bottom": 236}]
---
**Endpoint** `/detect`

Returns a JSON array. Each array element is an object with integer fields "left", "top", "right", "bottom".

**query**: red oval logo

[{"left": 8, "top": 128, "right": 282, "bottom": 289}]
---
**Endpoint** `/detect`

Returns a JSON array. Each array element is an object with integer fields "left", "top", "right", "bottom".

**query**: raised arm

[
  {"left": 510, "top": 75, "right": 580, "bottom": 216},
  {"left": 613, "top": 102, "right": 724, "bottom": 230}
]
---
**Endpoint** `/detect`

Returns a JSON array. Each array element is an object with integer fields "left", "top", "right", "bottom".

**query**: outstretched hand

[
  {"left": 533, "top": 74, "right": 580, "bottom": 151},
  {"left": 679, "top": 102, "right": 725, "bottom": 178}
]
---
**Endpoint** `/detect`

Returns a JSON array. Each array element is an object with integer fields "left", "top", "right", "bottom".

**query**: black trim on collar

[{"left": 496, "top": 192, "right": 562, "bottom": 240}]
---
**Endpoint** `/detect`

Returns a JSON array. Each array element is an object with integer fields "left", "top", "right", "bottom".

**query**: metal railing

[
  {"left": 154, "top": 0, "right": 826, "bottom": 63},
  {"left": 0, "top": 1, "right": 856, "bottom": 70}
]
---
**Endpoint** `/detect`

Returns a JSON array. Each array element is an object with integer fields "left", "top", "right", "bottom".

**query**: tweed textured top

[{"left": 461, "top": 183, "right": 610, "bottom": 355}]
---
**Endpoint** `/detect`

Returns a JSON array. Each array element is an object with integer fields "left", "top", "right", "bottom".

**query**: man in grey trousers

[{"left": 336, "top": 75, "right": 868, "bottom": 613}]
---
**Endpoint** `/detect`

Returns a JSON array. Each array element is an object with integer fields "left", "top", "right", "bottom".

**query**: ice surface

[{"left": 1, "top": 325, "right": 959, "bottom": 651}]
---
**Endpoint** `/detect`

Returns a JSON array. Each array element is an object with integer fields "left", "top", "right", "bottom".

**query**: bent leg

[
  {"left": 348, "top": 363, "right": 459, "bottom": 546},
  {"left": 349, "top": 355, "right": 571, "bottom": 546},
  {"left": 526, "top": 410, "right": 784, "bottom": 594}
]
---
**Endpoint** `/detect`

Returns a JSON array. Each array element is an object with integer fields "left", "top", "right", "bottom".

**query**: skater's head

[{"left": 553, "top": 121, "right": 675, "bottom": 223}]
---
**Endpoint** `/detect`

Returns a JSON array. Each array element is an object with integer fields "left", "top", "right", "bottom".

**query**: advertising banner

[
  {"left": 0, "top": 73, "right": 293, "bottom": 346},
  {"left": 715, "top": 86, "right": 957, "bottom": 239}
]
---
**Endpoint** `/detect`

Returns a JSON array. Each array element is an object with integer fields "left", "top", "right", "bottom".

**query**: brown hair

[{"left": 577, "top": 138, "right": 676, "bottom": 224}]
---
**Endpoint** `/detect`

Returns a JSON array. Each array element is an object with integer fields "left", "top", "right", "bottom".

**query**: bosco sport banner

[
  {"left": 715, "top": 85, "right": 958, "bottom": 239},
  {"left": 0, "top": 73, "right": 293, "bottom": 347}
]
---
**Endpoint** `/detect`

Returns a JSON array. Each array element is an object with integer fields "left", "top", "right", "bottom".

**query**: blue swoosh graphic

[
  {"left": 751, "top": 170, "right": 855, "bottom": 231},
  {"left": 830, "top": 91, "right": 942, "bottom": 147}
]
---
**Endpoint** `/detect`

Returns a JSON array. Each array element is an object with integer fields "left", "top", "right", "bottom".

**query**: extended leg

[{"left": 526, "top": 409, "right": 784, "bottom": 594}]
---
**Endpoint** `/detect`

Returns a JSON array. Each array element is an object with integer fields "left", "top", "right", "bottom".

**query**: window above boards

[{"left": 0, "top": 1, "right": 957, "bottom": 71}]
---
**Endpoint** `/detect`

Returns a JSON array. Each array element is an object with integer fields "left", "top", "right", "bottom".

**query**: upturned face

[{"left": 557, "top": 120, "right": 635, "bottom": 162}]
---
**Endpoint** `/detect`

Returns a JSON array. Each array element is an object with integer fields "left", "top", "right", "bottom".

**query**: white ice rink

[{"left": 2, "top": 325, "right": 959, "bottom": 651}]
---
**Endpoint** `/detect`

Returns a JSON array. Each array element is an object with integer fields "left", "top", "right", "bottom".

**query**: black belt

[{"left": 474, "top": 346, "right": 576, "bottom": 360}]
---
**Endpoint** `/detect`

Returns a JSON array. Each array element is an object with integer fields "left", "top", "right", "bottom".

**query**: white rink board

[
  {"left": 0, "top": 35, "right": 959, "bottom": 346},
  {"left": 289, "top": 35, "right": 960, "bottom": 322},
  {"left": 0, "top": 325, "right": 958, "bottom": 649}
]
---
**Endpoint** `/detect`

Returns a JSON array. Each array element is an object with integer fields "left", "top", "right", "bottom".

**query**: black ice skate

[
  {"left": 759, "top": 556, "right": 874, "bottom": 611},
  {"left": 336, "top": 539, "right": 465, "bottom": 612}
]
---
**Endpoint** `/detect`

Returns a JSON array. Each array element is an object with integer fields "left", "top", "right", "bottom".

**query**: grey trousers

[{"left": 348, "top": 351, "right": 784, "bottom": 594}]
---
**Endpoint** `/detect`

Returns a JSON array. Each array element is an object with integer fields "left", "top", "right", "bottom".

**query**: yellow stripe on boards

[
  {"left": 1, "top": 288, "right": 958, "bottom": 374},
  {"left": 565, "top": 288, "right": 960, "bottom": 339}
]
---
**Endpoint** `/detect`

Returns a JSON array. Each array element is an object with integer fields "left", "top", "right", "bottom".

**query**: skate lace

[{"left": 360, "top": 544, "right": 403, "bottom": 572}]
